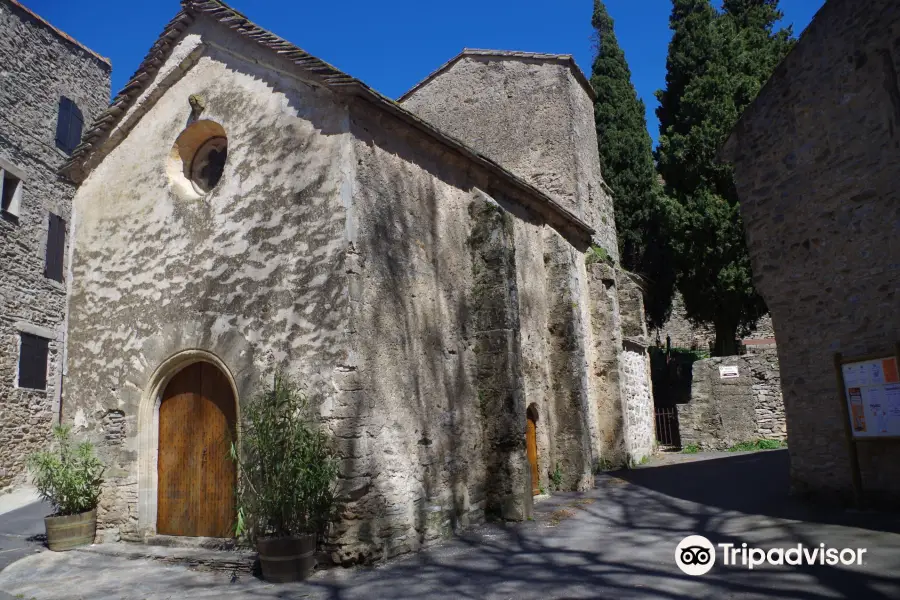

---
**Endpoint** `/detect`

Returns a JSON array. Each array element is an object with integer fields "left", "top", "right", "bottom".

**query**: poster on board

[{"left": 842, "top": 356, "right": 900, "bottom": 438}]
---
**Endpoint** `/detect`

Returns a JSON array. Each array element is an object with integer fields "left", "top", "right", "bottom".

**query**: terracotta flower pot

[
  {"left": 44, "top": 509, "right": 97, "bottom": 551},
  {"left": 257, "top": 534, "right": 316, "bottom": 582}
]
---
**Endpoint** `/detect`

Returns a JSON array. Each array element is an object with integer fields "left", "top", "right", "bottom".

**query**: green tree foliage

[
  {"left": 591, "top": 0, "right": 675, "bottom": 327},
  {"left": 655, "top": 0, "right": 794, "bottom": 355}
]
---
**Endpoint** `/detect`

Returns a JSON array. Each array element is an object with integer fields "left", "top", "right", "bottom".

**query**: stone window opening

[
  {"left": 167, "top": 120, "right": 228, "bottom": 199},
  {"left": 17, "top": 332, "right": 49, "bottom": 391},
  {"left": 0, "top": 169, "right": 22, "bottom": 218},
  {"left": 44, "top": 213, "right": 66, "bottom": 283},
  {"left": 189, "top": 136, "right": 227, "bottom": 194},
  {"left": 55, "top": 96, "right": 84, "bottom": 155}
]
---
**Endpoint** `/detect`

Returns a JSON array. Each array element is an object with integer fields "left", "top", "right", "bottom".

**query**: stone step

[{"left": 74, "top": 542, "right": 257, "bottom": 576}]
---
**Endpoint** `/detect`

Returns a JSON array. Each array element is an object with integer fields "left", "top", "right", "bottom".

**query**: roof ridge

[
  {"left": 7, "top": 0, "right": 110, "bottom": 67},
  {"left": 463, "top": 48, "right": 575, "bottom": 60},
  {"left": 397, "top": 48, "right": 596, "bottom": 103},
  {"left": 60, "top": 0, "right": 594, "bottom": 242}
]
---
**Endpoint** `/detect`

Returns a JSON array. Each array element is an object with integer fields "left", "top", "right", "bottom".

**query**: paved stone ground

[
  {"left": 0, "top": 498, "right": 48, "bottom": 573},
  {"left": 2, "top": 450, "right": 900, "bottom": 599}
]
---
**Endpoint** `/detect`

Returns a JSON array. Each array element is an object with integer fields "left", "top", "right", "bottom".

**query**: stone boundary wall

[
  {"left": 653, "top": 292, "right": 775, "bottom": 351},
  {"left": 678, "top": 347, "right": 785, "bottom": 450}
]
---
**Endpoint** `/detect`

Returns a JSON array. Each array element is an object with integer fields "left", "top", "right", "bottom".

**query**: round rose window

[
  {"left": 189, "top": 136, "right": 227, "bottom": 194},
  {"left": 167, "top": 119, "right": 228, "bottom": 199}
]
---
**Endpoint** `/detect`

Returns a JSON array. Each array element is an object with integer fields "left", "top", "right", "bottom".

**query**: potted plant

[
  {"left": 28, "top": 425, "right": 104, "bottom": 551},
  {"left": 232, "top": 372, "right": 339, "bottom": 582}
]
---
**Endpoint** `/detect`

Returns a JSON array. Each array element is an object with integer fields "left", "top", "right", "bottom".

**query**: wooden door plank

[
  {"left": 158, "top": 362, "right": 236, "bottom": 538},
  {"left": 526, "top": 417, "right": 539, "bottom": 495}
]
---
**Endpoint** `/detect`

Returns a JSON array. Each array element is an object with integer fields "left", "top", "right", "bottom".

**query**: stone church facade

[
  {"left": 0, "top": 0, "right": 110, "bottom": 491},
  {"left": 59, "top": 0, "right": 653, "bottom": 563}
]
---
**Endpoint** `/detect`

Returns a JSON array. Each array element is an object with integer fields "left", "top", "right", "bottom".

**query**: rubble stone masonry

[
  {"left": 0, "top": 0, "right": 109, "bottom": 491},
  {"left": 722, "top": 0, "right": 900, "bottom": 504},
  {"left": 679, "top": 347, "right": 786, "bottom": 451}
]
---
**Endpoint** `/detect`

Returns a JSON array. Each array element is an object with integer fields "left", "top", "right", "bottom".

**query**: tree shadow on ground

[
  {"left": 273, "top": 449, "right": 900, "bottom": 599},
  {"left": 614, "top": 450, "right": 900, "bottom": 534},
  {"left": 4, "top": 450, "right": 900, "bottom": 599}
]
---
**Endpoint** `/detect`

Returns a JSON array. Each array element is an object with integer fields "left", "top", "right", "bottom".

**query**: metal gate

[{"left": 655, "top": 406, "right": 681, "bottom": 449}]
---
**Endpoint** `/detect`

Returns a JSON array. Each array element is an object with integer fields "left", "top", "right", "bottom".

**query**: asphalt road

[
  {"left": 0, "top": 499, "right": 48, "bottom": 572},
  {"left": 2, "top": 451, "right": 900, "bottom": 599}
]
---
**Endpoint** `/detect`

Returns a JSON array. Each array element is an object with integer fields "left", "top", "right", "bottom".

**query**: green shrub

[
  {"left": 585, "top": 245, "right": 613, "bottom": 266},
  {"left": 550, "top": 462, "right": 563, "bottom": 491},
  {"left": 682, "top": 444, "right": 700, "bottom": 454},
  {"left": 28, "top": 425, "right": 104, "bottom": 516},
  {"left": 727, "top": 439, "right": 787, "bottom": 452},
  {"left": 232, "top": 372, "right": 339, "bottom": 541},
  {"left": 594, "top": 458, "right": 616, "bottom": 473}
]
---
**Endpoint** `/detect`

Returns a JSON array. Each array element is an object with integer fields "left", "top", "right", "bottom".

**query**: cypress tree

[
  {"left": 591, "top": 0, "right": 675, "bottom": 327},
  {"left": 655, "top": 0, "right": 794, "bottom": 355}
]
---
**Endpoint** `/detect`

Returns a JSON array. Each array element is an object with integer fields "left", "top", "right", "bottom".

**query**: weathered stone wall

[
  {"left": 746, "top": 346, "right": 785, "bottom": 440},
  {"left": 341, "top": 102, "right": 531, "bottom": 561},
  {"left": 400, "top": 50, "right": 657, "bottom": 474},
  {"left": 399, "top": 53, "right": 618, "bottom": 260},
  {"left": 617, "top": 276, "right": 655, "bottom": 462},
  {"left": 678, "top": 349, "right": 786, "bottom": 450},
  {"left": 544, "top": 232, "right": 596, "bottom": 490},
  {"left": 65, "top": 24, "right": 352, "bottom": 540},
  {"left": 722, "top": 0, "right": 900, "bottom": 504},
  {"left": 511, "top": 217, "right": 555, "bottom": 495},
  {"left": 342, "top": 97, "right": 602, "bottom": 560},
  {"left": 653, "top": 293, "right": 775, "bottom": 350},
  {"left": 467, "top": 197, "right": 528, "bottom": 518},
  {"left": 0, "top": 0, "right": 110, "bottom": 491},
  {"left": 584, "top": 265, "right": 655, "bottom": 467},
  {"left": 586, "top": 263, "right": 625, "bottom": 466},
  {"left": 620, "top": 349, "right": 655, "bottom": 460}
]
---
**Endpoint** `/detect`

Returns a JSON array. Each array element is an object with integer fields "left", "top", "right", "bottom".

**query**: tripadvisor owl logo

[
  {"left": 674, "top": 535, "right": 868, "bottom": 574},
  {"left": 675, "top": 535, "right": 716, "bottom": 575}
]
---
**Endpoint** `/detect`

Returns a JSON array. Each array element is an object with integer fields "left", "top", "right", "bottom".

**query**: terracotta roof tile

[{"left": 60, "top": 0, "right": 593, "bottom": 242}]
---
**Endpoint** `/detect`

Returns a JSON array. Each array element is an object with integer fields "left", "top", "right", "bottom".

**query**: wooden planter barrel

[
  {"left": 257, "top": 534, "right": 316, "bottom": 582},
  {"left": 45, "top": 509, "right": 97, "bottom": 551}
]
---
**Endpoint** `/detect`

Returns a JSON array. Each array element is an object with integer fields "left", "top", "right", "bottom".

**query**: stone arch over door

[{"left": 137, "top": 350, "right": 240, "bottom": 536}]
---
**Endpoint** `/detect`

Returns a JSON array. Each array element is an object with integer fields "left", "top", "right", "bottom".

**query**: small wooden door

[
  {"left": 157, "top": 362, "right": 236, "bottom": 537},
  {"left": 526, "top": 416, "right": 539, "bottom": 495}
]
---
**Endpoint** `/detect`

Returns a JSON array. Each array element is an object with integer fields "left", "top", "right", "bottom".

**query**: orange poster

[{"left": 883, "top": 358, "right": 900, "bottom": 383}]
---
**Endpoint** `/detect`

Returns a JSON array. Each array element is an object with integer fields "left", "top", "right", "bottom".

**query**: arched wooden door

[
  {"left": 157, "top": 362, "right": 236, "bottom": 537},
  {"left": 526, "top": 415, "right": 539, "bottom": 495}
]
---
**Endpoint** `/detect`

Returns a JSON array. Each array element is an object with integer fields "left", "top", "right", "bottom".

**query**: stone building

[
  {"left": 59, "top": 0, "right": 654, "bottom": 563},
  {"left": 0, "top": 0, "right": 110, "bottom": 491},
  {"left": 722, "top": 0, "right": 900, "bottom": 504}
]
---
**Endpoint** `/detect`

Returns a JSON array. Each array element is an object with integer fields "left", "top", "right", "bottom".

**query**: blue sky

[{"left": 28, "top": 0, "right": 825, "bottom": 144}]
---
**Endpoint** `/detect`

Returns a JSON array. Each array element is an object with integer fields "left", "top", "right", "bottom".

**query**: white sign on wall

[{"left": 719, "top": 366, "right": 740, "bottom": 379}]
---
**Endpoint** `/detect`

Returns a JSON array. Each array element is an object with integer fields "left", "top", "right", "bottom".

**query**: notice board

[{"left": 841, "top": 356, "right": 900, "bottom": 438}]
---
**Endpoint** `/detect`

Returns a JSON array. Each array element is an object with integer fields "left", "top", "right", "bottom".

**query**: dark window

[
  {"left": 1, "top": 170, "right": 20, "bottom": 214},
  {"left": 18, "top": 333, "right": 49, "bottom": 391},
  {"left": 44, "top": 213, "right": 66, "bottom": 282},
  {"left": 55, "top": 96, "right": 84, "bottom": 154}
]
